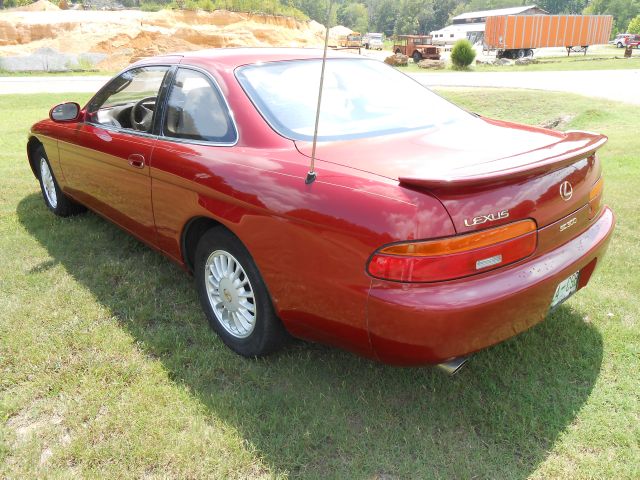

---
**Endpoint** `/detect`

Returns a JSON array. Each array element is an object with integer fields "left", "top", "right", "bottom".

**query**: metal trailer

[{"left": 483, "top": 15, "right": 614, "bottom": 59}]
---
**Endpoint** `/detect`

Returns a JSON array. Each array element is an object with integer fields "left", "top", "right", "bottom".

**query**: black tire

[
  {"left": 617, "top": 42, "right": 623, "bottom": 48},
  {"left": 395, "top": 48, "right": 401, "bottom": 54},
  {"left": 525, "top": 49, "right": 534, "bottom": 57},
  {"left": 35, "top": 146, "right": 85, "bottom": 217},
  {"left": 194, "top": 227, "right": 288, "bottom": 357},
  {"left": 412, "top": 51, "right": 422, "bottom": 63},
  {"left": 516, "top": 49, "right": 525, "bottom": 59}
]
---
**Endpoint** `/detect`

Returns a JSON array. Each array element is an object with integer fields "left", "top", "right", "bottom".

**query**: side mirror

[{"left": 49, "top": 102, "right": 81, "bottom": 123}]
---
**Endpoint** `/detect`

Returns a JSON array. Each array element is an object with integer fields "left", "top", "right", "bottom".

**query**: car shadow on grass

[{"left": 18, "top": 193, "right": 603, "bottom": 479}]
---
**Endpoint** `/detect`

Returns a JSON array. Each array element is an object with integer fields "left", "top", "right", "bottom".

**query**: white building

[{"left": 431, "top": 5, "right": 548, "bottom": 46}]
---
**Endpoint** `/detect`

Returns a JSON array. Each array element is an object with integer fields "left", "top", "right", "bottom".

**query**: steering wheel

[{"left": 130, "top": 96, "right": 156, "bottom": 132}]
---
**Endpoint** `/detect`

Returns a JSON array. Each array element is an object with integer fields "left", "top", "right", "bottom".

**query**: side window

[
  {"left": 163, "top": 68, "right": 236, "bottom": 144},
  {"left": 86, "top": 66, "right": 169, "bottom": 133}
]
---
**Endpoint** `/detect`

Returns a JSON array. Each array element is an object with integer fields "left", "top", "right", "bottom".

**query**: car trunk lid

[{"left": 295, "top": 117, "right": 606, "bottom": 234}]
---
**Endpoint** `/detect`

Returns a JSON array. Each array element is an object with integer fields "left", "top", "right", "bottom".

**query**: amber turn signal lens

[
  {"left": 379, "top": 220, "right": 536, "bottom": 257},
  {"left": 368, "top": 220, "right": 538, "bottom": 283},
  {"left": 589, "top": 177, "right": 604, "bottom": 219}
]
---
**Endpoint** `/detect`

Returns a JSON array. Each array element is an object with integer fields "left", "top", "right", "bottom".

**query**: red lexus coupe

[{"left": 27, "top": 49, "right": 614, "bottom": 371}]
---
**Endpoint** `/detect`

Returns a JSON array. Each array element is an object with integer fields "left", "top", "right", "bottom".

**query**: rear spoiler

[{"left": 399, "top": 131, "right": 607, "bottom": 190}]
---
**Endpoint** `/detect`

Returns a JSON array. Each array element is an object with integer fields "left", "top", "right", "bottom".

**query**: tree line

[{"left": 291, "top": 0, "right": 639, "bottom": 37}]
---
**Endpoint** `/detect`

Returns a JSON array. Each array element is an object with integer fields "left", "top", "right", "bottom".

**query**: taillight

[
  {"left": 367, "top": 220, "right": 537, "bottom": 282},
  {"left": 589, "top": 177, "right": 603, "bottom": 219}
]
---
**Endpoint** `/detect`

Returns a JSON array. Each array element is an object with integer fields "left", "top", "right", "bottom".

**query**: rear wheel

[
  {"left": 36, "top": 146, "right": 85, "bottom": 217},
  {"left": 194, "top": 228, "right": 288, "bottom": 357},
  {"left": 516, "top": 49, "right": 525, "bottom": 59},
  {"left": 525, "top": 49, "right": 534, "bottom": 57},
  {"left": 617, "top": 42, "right": 623, "bottom": 48}
]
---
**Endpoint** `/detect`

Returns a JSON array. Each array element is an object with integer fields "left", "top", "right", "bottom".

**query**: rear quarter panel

[{"left": 150, "top": 139, "right": 456, "bottom": 358}]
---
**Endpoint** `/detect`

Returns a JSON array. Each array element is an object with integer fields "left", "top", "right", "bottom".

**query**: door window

[
  {"left": 86, "top": 66, "right": 170, "bottom": 133},
  {"left": 163, "top": 68, "right": 237, "bottom": 144}
]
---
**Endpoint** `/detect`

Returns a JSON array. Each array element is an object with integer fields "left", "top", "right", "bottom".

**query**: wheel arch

[
  {"left": 26, "top": 136, "right": 43, "bottom": 179},
  {"left": 181, "top": 216, "right": 227, "bottom": 273}
]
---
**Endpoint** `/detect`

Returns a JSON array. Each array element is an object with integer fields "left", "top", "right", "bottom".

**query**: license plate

[{"left": 550, "top": 271, "right": 580, "bottom": 309}]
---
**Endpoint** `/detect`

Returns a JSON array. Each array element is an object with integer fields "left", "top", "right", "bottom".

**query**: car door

[
  {"left": 58, "top": 65, "right": 171, "bottom": 243},
  {"left": 147, "top": 66, "right": 238, "bottom": 260}
]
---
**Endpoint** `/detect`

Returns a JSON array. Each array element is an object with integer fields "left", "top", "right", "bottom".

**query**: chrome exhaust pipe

[{"left": 436, "top": 356, "right": 469, "bottom": 375}]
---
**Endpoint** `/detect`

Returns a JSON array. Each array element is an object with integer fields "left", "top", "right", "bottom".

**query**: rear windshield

[{"left": 236, "top": 58, "right": 473, "bottom": 141}]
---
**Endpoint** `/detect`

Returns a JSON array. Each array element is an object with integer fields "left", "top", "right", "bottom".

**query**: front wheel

[
  {"left": 412, "top": 51, "right": 422, "bottom": 63},
  {"left": 195, "top": 228, "right": 288, "bottom": 357},
  {"left": 36, "top": 146, "right": 85, "bottom": 217}
]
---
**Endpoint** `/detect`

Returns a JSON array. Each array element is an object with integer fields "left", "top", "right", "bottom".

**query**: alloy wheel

[
  {"left": 204, "top": 249, "right": 256, "bottom": 338},
  {"left": 40, "top": 157, "right": 58, "bottom": 208}
]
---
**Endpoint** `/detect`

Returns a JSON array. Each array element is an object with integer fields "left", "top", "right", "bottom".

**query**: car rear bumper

[{"left": 366, "top": 207, "right": 615, "bottom": 365}]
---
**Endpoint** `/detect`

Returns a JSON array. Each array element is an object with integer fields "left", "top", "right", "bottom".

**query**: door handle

[{"left": 128, "top": 154, "right": 145, "bottom": 169}]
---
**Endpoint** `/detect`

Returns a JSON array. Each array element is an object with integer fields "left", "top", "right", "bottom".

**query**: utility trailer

[{"left": 483, "top": 15, "right": 613, "bottom": 59}]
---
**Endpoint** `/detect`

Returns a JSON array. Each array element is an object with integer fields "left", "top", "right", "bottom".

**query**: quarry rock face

[{"left": 0, "top": 3, "right": 325, "bottom": 71}]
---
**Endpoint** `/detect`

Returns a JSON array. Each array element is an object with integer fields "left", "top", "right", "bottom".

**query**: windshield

[{"left": 236, "top": 58, "right": 473, "bottom": 141}]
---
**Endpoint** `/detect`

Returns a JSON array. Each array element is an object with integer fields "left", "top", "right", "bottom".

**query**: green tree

[
  {"left": 629, "top": 15, "right": 640, "bottom": 33},
  {"left": 292, "top": 0, "right": 336, "bottom": 24},
  {"left": 584, "top": 0, "right": 640, "bottom": 33},
  {"left": 368, "top": 0, "right": 399, "bottom": 36},
  {"left": 394, "top": 0, "right": 436, "bottom": 35},
  {"left": 337, "top": 2, "right": 369, "bottom": 32}
]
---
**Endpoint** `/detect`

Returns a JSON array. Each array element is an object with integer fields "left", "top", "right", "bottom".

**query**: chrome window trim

[
  {"left": 83, "top": 121, "right": 159, "bottom": 140},
  {"left": 158, "top": 64, "right": 239, "bottom": 148}
]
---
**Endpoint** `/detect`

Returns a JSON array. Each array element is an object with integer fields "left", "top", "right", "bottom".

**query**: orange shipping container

[{"left": 484, "top": 15, "right": 613, "bottom": 50}]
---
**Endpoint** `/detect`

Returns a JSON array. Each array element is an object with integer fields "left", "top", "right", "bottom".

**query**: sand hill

[{"left": 0, "top": 1, "right": 329, "bottom": 71}]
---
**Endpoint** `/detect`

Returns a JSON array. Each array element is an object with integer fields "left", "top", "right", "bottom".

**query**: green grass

[
  {"left": 1, "top": 90, "right": 639, "bottom": 479},
  {"left": 399, "top": 51, "right": 640, "bottom": 73}
]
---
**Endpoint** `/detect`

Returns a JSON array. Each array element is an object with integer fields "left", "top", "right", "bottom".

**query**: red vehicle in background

[
  {"left": 611, "top": 33, "right": 640, "bottom": 48},
  {"left": 27, "top": 49, "right": 614, "bottom": 372}
]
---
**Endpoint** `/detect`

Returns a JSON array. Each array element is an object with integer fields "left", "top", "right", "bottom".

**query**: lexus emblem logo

[{"left": 559, "top": 181, "right": 573, "bottom": 201}]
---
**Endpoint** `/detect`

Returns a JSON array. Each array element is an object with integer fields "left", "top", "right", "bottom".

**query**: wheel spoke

[
  {"left": 239, "top": 299, "right": 255, "bottom": 313},
  {"left": 214, "top": 256, "right": 224, "bottom": 279},
  {"left": 235, "top": 277, "right": 249, "bottom": 288},
  {"left": 209, "top": 263, "right": 221, "bottom": 282},
  {"left": 238, "top": 306, "right": 255, "bottom": 321},
  {"left": 234, "top": 311, "right": 252, "bottom": 331}
]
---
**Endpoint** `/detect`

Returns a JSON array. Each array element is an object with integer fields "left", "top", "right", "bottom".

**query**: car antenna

[{"left": 305, "top": 0, "right": 333, "bottom": 185}]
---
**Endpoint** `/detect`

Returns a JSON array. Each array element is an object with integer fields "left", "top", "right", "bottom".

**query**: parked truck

[
  {"left": 483, "top": 15, "right": 613, "bottom": 59},
  {"left": 362, "top": 32, "right": 384, "bottom": 50},
  {"left": 393, "top": 35, "right": 440, "bottom": 62}
]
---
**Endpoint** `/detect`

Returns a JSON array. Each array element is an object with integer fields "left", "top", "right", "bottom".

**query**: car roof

[{"left": 131, "top": 48, "right": 362, "bottom": 70}]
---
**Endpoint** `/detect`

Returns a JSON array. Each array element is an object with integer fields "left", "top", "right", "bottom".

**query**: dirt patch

[{"left": 539, "top": 114, "right": 575, "bottom": 130}]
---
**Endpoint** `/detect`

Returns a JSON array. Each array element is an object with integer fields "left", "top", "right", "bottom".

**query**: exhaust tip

[{"left": 436, "top": 356, "right": 469, "bottom": 375}]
